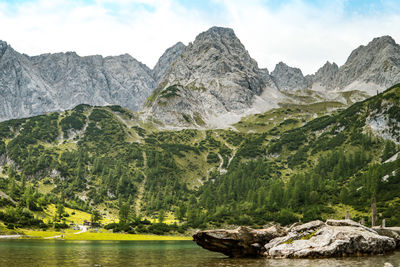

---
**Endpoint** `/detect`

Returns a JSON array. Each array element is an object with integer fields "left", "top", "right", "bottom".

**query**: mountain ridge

[
  {"left": 0, "top": 40, "right": 182, "bottom": 122},
  {"left": 1, "top": 29, "right": 400, "bottom": 127}
]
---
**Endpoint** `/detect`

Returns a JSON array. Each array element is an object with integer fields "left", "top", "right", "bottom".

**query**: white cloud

[{"left": 0, "top": 0, "right": 399, "bottom": 74}]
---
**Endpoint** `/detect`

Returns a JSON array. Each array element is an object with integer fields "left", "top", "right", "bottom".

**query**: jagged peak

[
  {"left": 272, "top": 62, "right": 304, "bottom": 75},
  {"left": 152, "top": 41, "right": 186, "bottom": 84},
  {"left": 317, "top": 61, "right": 339, "bottom": 73},
  {"left": 202, "top": 26, "right": 235, "bottom": 36},
  {"left": 323, "top": 61, "right": 338, "bottom": 68},
  {"left": 169, "top": 41, "right": 185, "bottom": 50},
  {"left": 194, "top": 26, "right": 237, "bottom": 43},
  {"left": 0, "top": 40, "right": 9, "bottom": 57},
  {"left": 346, "top": 35, "right": 399, "bottom": 64},
  {"left": 368, "top": 35, "right": 396, "bottom": 47}
]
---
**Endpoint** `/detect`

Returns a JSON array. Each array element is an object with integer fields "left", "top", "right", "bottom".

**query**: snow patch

[{"left": 384, "top": 152, "right": 400, "bottom": 163}]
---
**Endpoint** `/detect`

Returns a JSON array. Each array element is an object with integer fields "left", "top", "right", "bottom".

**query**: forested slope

[{"left": 0, "top": 84, "right": 399, "bottom": 233}]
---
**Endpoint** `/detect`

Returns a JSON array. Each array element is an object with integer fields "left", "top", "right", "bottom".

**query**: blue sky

[{"left": 0, "top": 0, "right": 399, "bottom": 73}]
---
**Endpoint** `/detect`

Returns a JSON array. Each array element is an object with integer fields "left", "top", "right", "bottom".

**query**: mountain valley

[{"left": 0, "top": 27, "right": 400, "bottom": 236}]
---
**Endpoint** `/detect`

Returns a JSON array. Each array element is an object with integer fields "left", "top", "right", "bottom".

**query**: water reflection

[{"left": 0, "top": 240, "right": 399, "bottom": 267}]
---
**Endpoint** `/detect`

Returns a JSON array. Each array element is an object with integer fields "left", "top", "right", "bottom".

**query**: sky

[{"left": 0, "top": 0, "right": 399, "bottom": 74}]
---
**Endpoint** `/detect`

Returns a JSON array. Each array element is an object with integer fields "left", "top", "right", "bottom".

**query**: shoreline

[{"left": 0, "top": 231, "right": 191, "bottom": 241}]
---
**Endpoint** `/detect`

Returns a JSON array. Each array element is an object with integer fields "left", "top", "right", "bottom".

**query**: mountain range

[{"left": 1, "top": 27, "right": 400, "bottom": 127}]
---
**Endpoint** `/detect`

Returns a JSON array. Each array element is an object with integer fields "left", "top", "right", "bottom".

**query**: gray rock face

[
  {"left": 30, "top": 52, "right": 156, "bottom": 111},
  {"left": 278, "top": 36, "right": 400, "bottom": 97},
  {"left": 266, "top": 223, "right": 396, "bottom": 258},
  {"left": 145, "top": 26, "right": 280, "bottom": 127},
  {"left": 375, "top": 227, "right": 400, "bottom": 248},
  {"left": 0, "top": 41, "right": 183, "bottom": 122},
  {"left": 0, "top": 42, "right": 57, "bottom": 121},
  {"left": 309, "top": 36, "right": 400, "bottom": 94},
  {"left": 2, "top": 31, "right": 400, "bottom": 126},
  {"left": 312, "top": 61, "right": 339, "bottom": 89},
  {"left": 271, "top": 62, "right": 310, "bottom": 91},
  {"left": 193, "top": 225, "right": 286, "bottom": 257},
  {"left": 193, "top": 220, "right": 397, "bottom": 258},
  {"left": 152, "top": 42, "right": 185, "bottom": 85},
  {"left": 335, "top": 36, "right": 400, "bottom": 90}
]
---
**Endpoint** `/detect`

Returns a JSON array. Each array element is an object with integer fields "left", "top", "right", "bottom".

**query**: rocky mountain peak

[
  {"left": 271, "top": 62, "right": 309, "bottom": 91},
  {"left": 0, "top": 40, "right": 9, "bottom": 58},
  {"left": 152, "top": 42, "right": 185, "bottom": 85},
  {"left": 178, "top": 26, "right": 260, "bottom": 78},
  {"left": 194, "top": 26, "right": 236, "bottom": 42},
  {"left": 144, "top": 26, "right": 277, "bottom": 127},
  {"left": 334, "top": 35, "right": 400, "bottom": 91},
  {"left": 346, "top": 36, "right": 397, "bottom": 64},
  {"left": 369, "top": 35, "right": 396, "bottom": 47},
  {"left": 312, "top": 61, "right": 339, "bottom": 88},
  {"left": 0, "top": 40, "right": 8, "bottom": 49}
]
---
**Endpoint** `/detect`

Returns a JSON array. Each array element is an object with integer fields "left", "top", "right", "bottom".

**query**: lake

[{"left": 0, "top": 240, "right": 399, "bottom": 267}]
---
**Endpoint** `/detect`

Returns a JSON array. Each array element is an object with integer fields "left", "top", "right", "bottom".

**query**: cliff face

[
  {"left": 0, "top": 41, "right": 183, "bottom": 121},
  {"left": 333, "top": 36, "right": 400, "bottom": 93},
  {"left": 144, "top": 27, "right": 281, "bottom": 127},
  {"left": 152, "top": 42, "right": 185, "bottom": 85},
  {"left": 1, "top": 30, "right": 400, "bottom": 127},
  {"left": 271, "top": 62, "right": 310, "bottom": 91}
]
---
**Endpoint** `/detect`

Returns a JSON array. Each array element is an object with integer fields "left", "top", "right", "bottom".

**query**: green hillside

[{"left": 0, "top": 85, "right": 399, "bottom": 234}]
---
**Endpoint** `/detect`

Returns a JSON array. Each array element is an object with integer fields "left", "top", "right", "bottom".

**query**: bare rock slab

[
  {"left": 193, "top": 220, "right": 397, "bottom": 258},
  {"left": 192, "top": 225, "right": 286, "bottom": 257},
  {"left": 265, "top": 220, "right": 396, "bottom": 258}
]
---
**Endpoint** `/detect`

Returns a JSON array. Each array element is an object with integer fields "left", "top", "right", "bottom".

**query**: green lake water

[{"left": 0, "top": 240, "right": 399, "bottom": 267}]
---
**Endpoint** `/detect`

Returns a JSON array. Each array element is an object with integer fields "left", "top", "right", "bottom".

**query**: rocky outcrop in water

[
  {"left": 265, "top": 220, "right": 396, "bottom": 258},
  {"left": 192, "top": 225, "right": 286, "bottom": 257},
  {"left": 375, "top": 227, "right": 400, "bottom": 248},
  {"left": 193, "top": 219, "right": 397, "bottom": 258}
]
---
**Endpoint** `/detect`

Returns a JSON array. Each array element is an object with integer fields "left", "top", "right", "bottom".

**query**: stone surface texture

[
  {"left": 0, "top": 41, "right": 180, "bottom": 121},
  {"left": 144, "top": 26, "right": 281, "bottom": 127},
  {"left": 193, "top": 219, "right": 397, "bottom": 258},
  {"left": 1, "top": 31, "right": 400, "bottom": 126}
]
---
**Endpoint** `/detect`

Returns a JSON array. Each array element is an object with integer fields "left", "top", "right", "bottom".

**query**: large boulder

[
  {"left": 192, "top": 225, "right": 286, "bottom": 257},
  {"left": 375, "top": 227, "right": 400, "bottom": 248},
  {"left": 265, "top": 220, "right": 396, "bottom": 258},
  {"left": 193, "top": 220, "right": 397, "bottom": 258}
]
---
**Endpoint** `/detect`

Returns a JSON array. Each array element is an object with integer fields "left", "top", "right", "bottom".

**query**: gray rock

[
  {"left": 291, "top": 220, "right": 325, "bottom": 233},
  {"left": 2, "top": 32, "right": 400, "bottom": 126},
  {"left": 310, "top": 36, "right": 400, "bottom": 95},
  {"left": 0, "top": 40, "right": 183, "bottom": 122},
  {"left": 0, "top": 42, "right": 156, "bottom": 121},
  {"left": 271, "top": 62, "right": 310, "bottom": 91},
  {"left": 266, "top": 224, "right": 396, "bottom": 258},
  {"left": 312, "top": 61, "right": 339, "bottom": 89},
  {"left": 264, "top": 220, "right": 326, "bottom": 252},
  {"left": 152, "top": 42, "right": 185, "bottom": 85},
  {"left": 375, "top": 227, "right": 400, "bottom": 248},
  {"left": 193, "top": 225, "right": 286, "bottom": 257},
  {"left": 193, "top": 219, "right": 397, "bottom": 258},
  {"left": 335, "top": 36, "right": 400, "bottom": 90},
  {"left": 31, "top": 52, "right": 155, "bottom": 111},
  {"left": 144, "top": 26, "right": 280, "bottom": 127}
]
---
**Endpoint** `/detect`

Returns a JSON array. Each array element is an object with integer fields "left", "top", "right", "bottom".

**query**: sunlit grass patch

[
  {"left": 63, "top": 232, "right": 191, "bottom": 241},
  {"left": 22, "top": 229, "right": 77, "bottom": 238}
]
